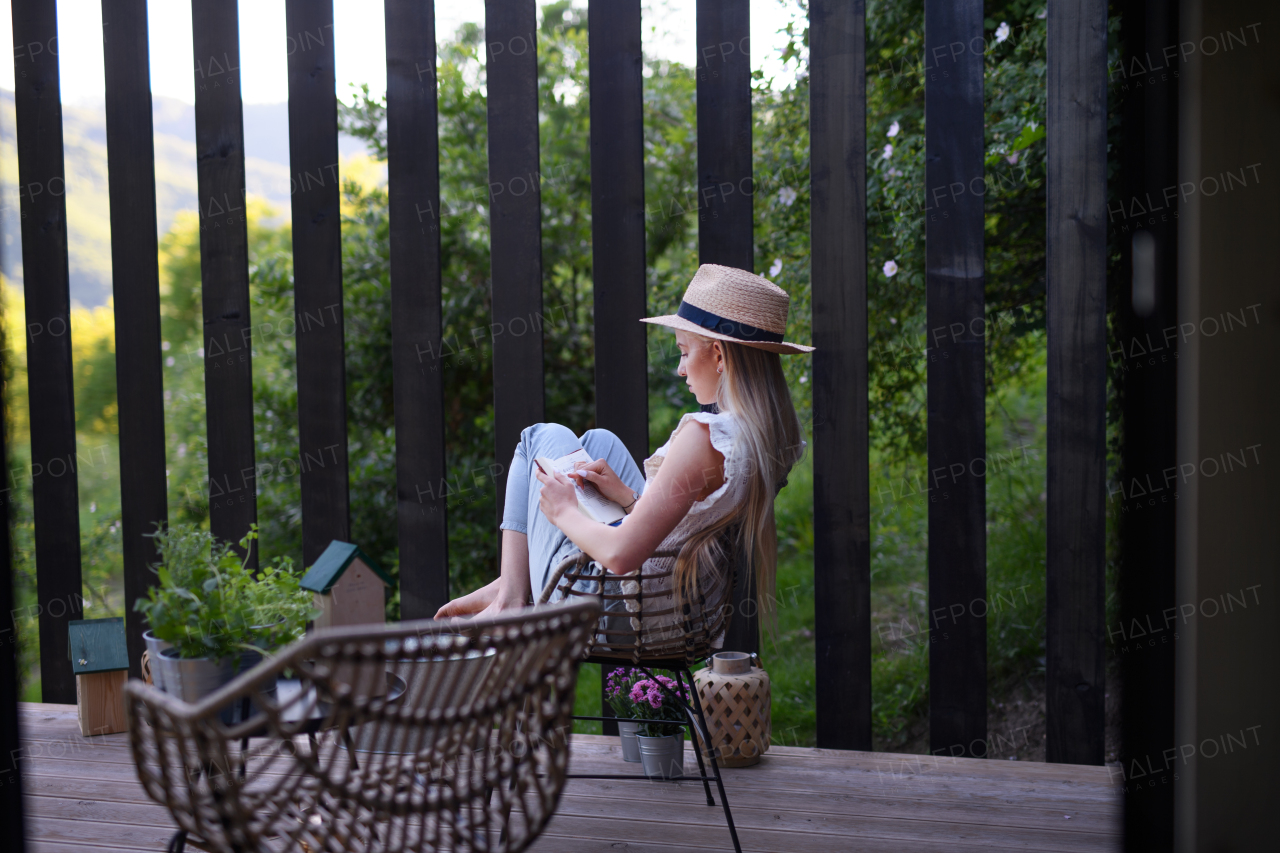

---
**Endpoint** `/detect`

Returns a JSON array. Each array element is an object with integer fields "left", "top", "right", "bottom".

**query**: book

[{"left": 534, "top": 448, "right": 628, "bottom": 524}]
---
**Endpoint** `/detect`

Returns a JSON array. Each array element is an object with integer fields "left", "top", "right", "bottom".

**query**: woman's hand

[
  {"left": 568, "top": 459, "right": 634, "bottom": 508},
  {"left": 434, "top": 576, "right": 526, "bottom": 619},
  {"left": 535, "top": 465, "right": 580, "bottom": 526}
]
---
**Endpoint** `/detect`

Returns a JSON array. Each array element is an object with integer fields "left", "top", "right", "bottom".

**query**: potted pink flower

[{"left": 627, "top": 674, "right": 690, "bottom": 779}]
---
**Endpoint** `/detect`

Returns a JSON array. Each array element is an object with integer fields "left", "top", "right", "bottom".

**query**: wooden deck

[{"left": 18, "top": 703, "right": 1121, "bottom": 852}]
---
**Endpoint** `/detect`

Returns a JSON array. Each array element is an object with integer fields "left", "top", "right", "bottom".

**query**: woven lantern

[{"left": 693, "top": 651, "right": 771, "bottom": 767}]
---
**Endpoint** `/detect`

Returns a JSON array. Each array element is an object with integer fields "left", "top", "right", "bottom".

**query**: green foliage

[{"left": 133, "top": 523, "right": 315, "bottom": 661}]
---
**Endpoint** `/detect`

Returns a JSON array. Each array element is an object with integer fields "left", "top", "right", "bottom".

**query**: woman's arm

[{"left": 536, "top": 419, "right": 726, "bottom": 575}]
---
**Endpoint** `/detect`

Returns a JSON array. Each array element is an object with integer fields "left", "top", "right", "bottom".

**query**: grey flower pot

[
  {"left": 154, "top": 647, "right": 276, "bottom": 725},
  {"left": 637, "top": 732, "right": 684, "bottom": 779},
  {"left": 142, "top": 631, "right": 172, "bottom": 692},
  {"left": 618, "top": 721, "right": 642, "bottom": 762}
]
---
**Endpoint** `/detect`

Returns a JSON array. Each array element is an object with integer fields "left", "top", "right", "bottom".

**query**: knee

[
  {"left": 579, "top": 427, "right": 620, "bottom": 446},
  {"left": 518, "top": 422, "right": 579, "bottom": 455}
]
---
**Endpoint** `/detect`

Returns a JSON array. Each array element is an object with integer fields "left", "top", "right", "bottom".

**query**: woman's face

[{"left": 675, "top": 330, "right": 724, "bottom": 405}]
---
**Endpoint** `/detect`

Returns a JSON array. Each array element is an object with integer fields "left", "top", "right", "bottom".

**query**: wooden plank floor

[{"left": 19, "top": 703, "right": 1120, "bottom": 852}]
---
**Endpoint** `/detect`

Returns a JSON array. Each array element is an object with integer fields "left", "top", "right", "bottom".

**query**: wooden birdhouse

[
  {"left": 68, "top": 617, "right": 130, "bottom": 737},
  {"left": 300, "top": 541, "right": 393, "bottom": 631}
]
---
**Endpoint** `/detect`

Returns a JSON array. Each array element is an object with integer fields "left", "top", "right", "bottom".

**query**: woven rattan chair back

[
  {"left": 537, "top": 524, "right": 744, "bottom": 667},
  {"left": 124, "top": 599, "right": 601, "bottom": 853}
]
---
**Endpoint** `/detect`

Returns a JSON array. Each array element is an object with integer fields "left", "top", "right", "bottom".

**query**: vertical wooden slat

[
  {"left": 1046, "top": 0, "right": 1108, "bottom": 766},
  {"left": 696, "top": 0, "right": 756, "bottom": 654},
  {"left": 485, "top": 0, "right": 545, "bottom": 533},
  {"left": 1117, "top": 0, "right": 1178, "bottom": 836},
  {"left": 11, "top": 0, "right": 83, "bottom": 704},
  {"left": 810, "top": 0, "right": 870, "bottom": 751},
  {"left": 191, "top": 0, "right": 257, "bottom": 563},
  {"left": 285, "top": 0, "right": 350, "bottom": 567},
  {"left": 924, "top": 0, "right": 986, "bottom": 758},
  {"left": 0, "top": 253, "right": 27, "bottom": 847},
  {"left": 101, "top": 0, "right": 168, "bottom": 679},
  {"left": 384, "top": 0, "right": 449, "bottom": 618},
  {"left": 588, "top": 0, "right": 646, "bottom": 737}
]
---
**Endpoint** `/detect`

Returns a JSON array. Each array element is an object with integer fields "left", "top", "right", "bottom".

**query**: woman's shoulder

[{"left": 663, "top": 410, "right": 737, "bottom": 455}]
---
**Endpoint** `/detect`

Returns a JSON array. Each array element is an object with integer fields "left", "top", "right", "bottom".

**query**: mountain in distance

[{"left": 0, "top": 92, "right": 369, "bottom": 307}]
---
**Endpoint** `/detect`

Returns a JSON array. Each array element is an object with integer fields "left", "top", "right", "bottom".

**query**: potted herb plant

[
  {"left": 604, "top": 668, "right": 648, "bottom": 763},
  {"left": 134, "top": 523, "right": 315, "bottom": 715},
  {"left": 627, "top": 674, "right": 691, "bottom": 779}
]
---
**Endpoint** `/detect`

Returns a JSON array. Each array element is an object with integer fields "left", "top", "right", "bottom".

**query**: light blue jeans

[{"left": 501, "top": 423, "right": 648, "bottom": 599}]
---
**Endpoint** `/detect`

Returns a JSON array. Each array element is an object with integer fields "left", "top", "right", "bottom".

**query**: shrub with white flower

[
  {"left": 769, "top": 258, "right": 783, "bottom": 277},
  {"left": 882, "top": 143, "right": 893, "bottom": 159},
  {"left": 996, "top": 21, "right": 1011, "bottom": 43},
  {"left": 887, "top": 120, "right": 900, "bottom": 137},
  {"left": 883, "top": 259, "right": 899, "bottom": 278},
  {"left": 776, "top": 186, "right": 797, "bottom": 207}
]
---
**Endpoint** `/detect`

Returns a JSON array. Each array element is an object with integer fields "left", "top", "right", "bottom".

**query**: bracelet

[{"left": 620, "top": 491, "right": 639, "bottom": 512}]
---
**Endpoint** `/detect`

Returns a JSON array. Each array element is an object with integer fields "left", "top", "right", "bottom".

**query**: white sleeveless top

[
  {"left": 638, "top": 410, "right": 747, "bottom": 549},
  {"left": 619, "top": 409, "right": 746, "bottom": 649}
]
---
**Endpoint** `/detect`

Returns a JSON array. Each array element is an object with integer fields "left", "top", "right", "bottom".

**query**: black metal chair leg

[
  {"left": 167, "top": 829, "right": 187, "bottom": 853},
  {"left": 687, "top": 670, "right": 742, "bottom": 853},
  {"left": 677, "top": 668, "right": 716, "bottom": 806}
]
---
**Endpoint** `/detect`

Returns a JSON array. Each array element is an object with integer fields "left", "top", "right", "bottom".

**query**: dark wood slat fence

[
  {"left": 587, "top": 0, "right": 647, "bottom": 737},
  {"left": 923, "top": 0, "right": 988, "bottom": 758},
  {"left": 11, "top": 0, "right": 83, "bottom": 704},
  {"left": 810, "top": 0, "right": 871, "bottom": 751},
  {"left": 1046, "top": 0, "right": 1109, "bottom": 764},
  {"left": 486, "top": 0, "right": 546, "bottom": 542},
  {"left": 385, "top": 0, "right": 450, "bottom": 619},
  {"left": 101, "top": 0, "right": 169, "bottom": 681},
  {"left": 285, "top": 0, "right": 351, "bottom": 566},
  {"left": 7, "top": 0, "right": 1110, "bottom": 766},
  {"left": 695, "top": 0, "right": 758, "bottom": 657},
  {"left": 190, "top": 0, "right": 258, "bottom": 566}
]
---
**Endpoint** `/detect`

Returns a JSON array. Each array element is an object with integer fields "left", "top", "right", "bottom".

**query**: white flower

[
  {"left": 883, "top": 259, "right": 899, "bottom": 277},
  {"left": 888, "top": 167, "right": 903, "bottom": 177},
  {"left": 887, "top": 120, "right": 900, "bottom": 138},
  {"left": 889, "top": 317, "right": 897, "bottom": 325},
  {"left": 1005, "top": 152, "right": 1019, "bottom": 165},
  {"left": 89, "top": 502, "right": 96, "bottom": 513},
  {"left": 1037, "top": 8, "right": 1047, "bottom": 19},
  {"left": 798, "top": 375, "right": 807, "bottom": 384},
  {"left": 777, "top": 186, "right": 798, "bottom": 207},
  {"left": 996, "top": 22, "right": 1010, "bottom": 43},
  {"left": 882, "top": 144, "right": 893, "bottom": 159},
  {"left": 161, "top": 340, "right": 171, "bottom": 351},
  {"left": 769, "top": 258, "right": 783, "bottom": 277},
  {"left": 166, "top": 356, "right": 175, "bottom": 367}
]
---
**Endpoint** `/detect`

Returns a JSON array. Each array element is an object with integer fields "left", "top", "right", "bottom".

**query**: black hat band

[{"left": 676, "top": 301, "right": 784, "bottom": 344}]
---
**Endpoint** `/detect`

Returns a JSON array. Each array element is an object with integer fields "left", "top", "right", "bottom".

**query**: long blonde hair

[{"left": 673, "top": 333, "right": 805, "bottom": 636}]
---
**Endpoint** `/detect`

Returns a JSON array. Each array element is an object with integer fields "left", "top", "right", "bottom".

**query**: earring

[{"left": 717, "top": 365, "right": 723, "bottom": 374}]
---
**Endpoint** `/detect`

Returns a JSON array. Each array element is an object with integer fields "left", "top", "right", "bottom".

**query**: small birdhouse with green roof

[
  {"left": 68, "top": 617, "right": 129, "bottom": 737},
  {"left": 300, "top": 541, "right": 393, "bottom": 630}
]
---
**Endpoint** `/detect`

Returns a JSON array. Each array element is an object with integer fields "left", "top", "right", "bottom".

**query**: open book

[{"left": 535, "top": 448, "right": 628, "bottom": 524}]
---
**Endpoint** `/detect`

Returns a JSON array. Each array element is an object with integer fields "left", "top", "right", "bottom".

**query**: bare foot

[{"left": 434, "top": 578, "right": 500, "bottom": 619}]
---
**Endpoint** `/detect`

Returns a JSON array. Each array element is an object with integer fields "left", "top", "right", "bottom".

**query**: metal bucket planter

[
  {"left": 618, "top": 720, "right": 642, "bottom": 762},
  {"left": 153, "top": 647, "right": 276, "bottom": 725},
  {"left": 637, "top": 731, "right": 684, "bottom": 779}
]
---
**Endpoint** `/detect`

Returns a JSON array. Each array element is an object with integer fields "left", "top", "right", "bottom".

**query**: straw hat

[{"left": 640, "top": 264, "right": 815, "bottom": 354}]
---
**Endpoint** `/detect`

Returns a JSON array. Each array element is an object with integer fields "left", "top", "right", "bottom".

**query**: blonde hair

[{"left": 673, "top": 333, "right": 805, "bottom": 638}]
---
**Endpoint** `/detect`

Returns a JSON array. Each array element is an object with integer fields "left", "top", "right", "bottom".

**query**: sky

[{"left": 0, "top": 0, "right": 805, "bottom": 107}]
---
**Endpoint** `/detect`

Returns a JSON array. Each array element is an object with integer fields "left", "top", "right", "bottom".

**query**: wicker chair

[
  {"left": 537, "top": 528, "right": 747, "bottom": 853},
  {"left": 124, "top": 599, "right": 601, "bottom": 853}
]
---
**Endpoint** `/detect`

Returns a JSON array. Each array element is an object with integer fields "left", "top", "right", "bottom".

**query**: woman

[{"left": 435, "top": 264, "right": 813, "bottom": 640}]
